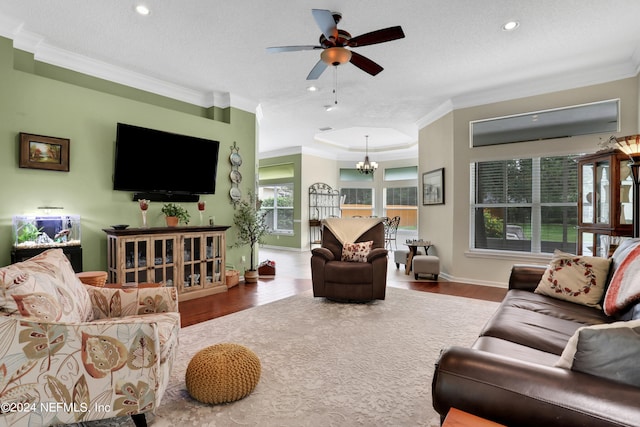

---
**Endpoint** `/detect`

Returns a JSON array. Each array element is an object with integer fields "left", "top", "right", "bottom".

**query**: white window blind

[{"left": 470, "top": 155, "right": 578, "bottom": 254}]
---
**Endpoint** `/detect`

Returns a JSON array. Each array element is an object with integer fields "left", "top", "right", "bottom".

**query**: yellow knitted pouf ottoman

[{"left": 186, "top": 343, "right": 261, "bottom": 404}]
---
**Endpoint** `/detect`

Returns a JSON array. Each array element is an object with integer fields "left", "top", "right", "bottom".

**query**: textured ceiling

[{"left": 1, "top": 1, "right": 639, "bottom": 161}]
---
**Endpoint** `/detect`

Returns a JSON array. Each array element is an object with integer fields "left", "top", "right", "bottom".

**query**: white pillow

[{"left": 535, "top": 250, "right": 611, "bottom": 308}]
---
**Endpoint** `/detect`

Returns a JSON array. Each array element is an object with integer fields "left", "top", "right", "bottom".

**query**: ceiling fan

[{"left": 266, "top": 9, "right": 405, "bottom": 80}]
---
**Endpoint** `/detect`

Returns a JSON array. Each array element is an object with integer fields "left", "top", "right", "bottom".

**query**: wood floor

[{"left": 179, "top": 248, "right": 507, "bottom": 327}]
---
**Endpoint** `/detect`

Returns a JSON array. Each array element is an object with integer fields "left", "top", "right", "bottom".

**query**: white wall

[{"left": 420, "top": 76, "right": 640, "bottom": 287}]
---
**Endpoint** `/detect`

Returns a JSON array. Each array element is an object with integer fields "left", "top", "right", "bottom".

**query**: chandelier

[{"left": 356, "top": 135, "right": 378, "bottom": 175}]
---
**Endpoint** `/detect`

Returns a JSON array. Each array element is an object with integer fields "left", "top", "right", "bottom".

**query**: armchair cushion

[
  {"left": 341, "top": 240, "right": 374, "bottom": 262},
  {"left": 85, "top": 285, "right": 179, "bottom": 319},
  {"left": 0, "top": 248, "right": 93, "bottom": 322}
]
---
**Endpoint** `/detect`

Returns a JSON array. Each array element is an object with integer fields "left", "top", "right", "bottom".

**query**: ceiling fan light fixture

[{"left": 321, "top": 47, "right": 352, "bottom": 66}]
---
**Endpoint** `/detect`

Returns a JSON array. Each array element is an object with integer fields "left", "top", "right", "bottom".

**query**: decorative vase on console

[
  {"left": 139, "top": 199, "right": 149, "bottom": 228},
  {"left": 198, "top": 201, "right": 206, "bottom": 225}
]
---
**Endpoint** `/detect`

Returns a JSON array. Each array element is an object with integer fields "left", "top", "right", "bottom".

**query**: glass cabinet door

[
  {"left": 204, "top": 234, "right": 223, "bottom": 285},
  {"left": 153, "top": 236, "right": 175, "bottom": 286},
  {"left": 124, "top": 238, "right": 149, "bottom": 283},
  {"left": 582, "top": 163, "right": 594, "bottom": 224},
  {"left": 595, "top": 161, "right": 610, "bottom": 225},
  {"left": 620, "top": 160, "right": 633, "bottom": 225},
  {"left": 182, "top": 235, "right": 203, "bottom": 291}
]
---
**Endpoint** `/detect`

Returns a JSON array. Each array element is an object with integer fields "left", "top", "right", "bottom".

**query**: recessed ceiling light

[
  {"left": 307, "top": 86, "right": 318, "bottom": 92},
  {"left": 502, "top": 20, "right": 519, "bottom": 31},
  {"left": 135, "top": 5, "right": 151, "bottom": 16},
  {"left": 324, "top": 105, "right": 334, "bottom": 112}
]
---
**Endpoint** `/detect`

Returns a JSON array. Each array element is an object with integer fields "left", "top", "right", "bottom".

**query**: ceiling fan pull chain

[{"left": 333, "top": 66, "right": 338, "bottom": 105}]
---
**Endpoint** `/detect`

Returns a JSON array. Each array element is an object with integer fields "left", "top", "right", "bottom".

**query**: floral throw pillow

[
  {"left": 341, "top": 241, "right": 374, "bottom": 263},
  {"left": 0, "top": 248, "right": 92, "bottom": 322},
  {"left": 534, "top": 249, "right": 611, "bottom": 308}
]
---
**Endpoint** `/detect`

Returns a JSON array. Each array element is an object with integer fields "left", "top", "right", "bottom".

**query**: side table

[
  {"left": 442, "top": 408, "right": 506, "bottom": 427},
  {"left": 405, "top": 240, "right": 432, "bottom": 275}
]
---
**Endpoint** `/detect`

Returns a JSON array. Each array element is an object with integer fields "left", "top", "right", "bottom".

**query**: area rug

[{"left": 85, "top": 287, "right": 499, "bottom": 427}]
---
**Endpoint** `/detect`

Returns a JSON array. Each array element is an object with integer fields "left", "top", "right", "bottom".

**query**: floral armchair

[{"left": 0, "top": 249, "right": 180, "bottom": 427}]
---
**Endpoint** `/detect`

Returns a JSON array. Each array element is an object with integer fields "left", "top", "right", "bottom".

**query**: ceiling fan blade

[
  {"left": 348, "top": 26, "right": 405, "bottom": 47},
  {"left": 349, "top": 51, "right": 384, "bottom": 76},
  {"left": 266, "top": 45, "right": 322, "bottom": 53},
  {"left": 312, "top": 9, "right": 338, "bottom": 41},
  {"left": 306, "top": 59, "right": 329, "bottom": 80}
]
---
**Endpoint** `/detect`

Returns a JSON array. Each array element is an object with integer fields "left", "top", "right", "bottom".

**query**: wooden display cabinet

[
  {"left": 577, "top": 149, "right": 633, "bottom": 257},
  {"left": 104, "top": 226, "right": 229, "bottom": 301}
]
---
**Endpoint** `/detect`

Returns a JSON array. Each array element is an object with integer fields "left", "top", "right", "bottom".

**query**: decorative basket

[
  {"left": 225, "top": 270, "right": 239, "bottom": 288},
  {"left": 258, "top": 260, "right": 276, "bottom": 276},
  {"left": 76, "top": 271, "right": 108, "bottom": 287}
]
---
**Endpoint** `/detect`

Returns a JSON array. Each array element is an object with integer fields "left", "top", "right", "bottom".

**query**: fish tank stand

[{"left": 11, "top": 246, "right": 83, "bottom": 272}]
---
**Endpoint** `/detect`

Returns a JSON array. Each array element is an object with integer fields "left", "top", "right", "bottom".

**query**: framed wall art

[
  {"left": 423, "top": 167, "right": 444, "bottom": 205},
  {"left": 19, "top": 132, "right": 70, "bottom": 172}
]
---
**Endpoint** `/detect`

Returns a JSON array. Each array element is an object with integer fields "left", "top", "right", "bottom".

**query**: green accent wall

[
  {"left": 0, "top": 36, "right": 256, "bottom": 271},
  {"left": 259, "top": 154, "right": 302, "bottom": 249}
]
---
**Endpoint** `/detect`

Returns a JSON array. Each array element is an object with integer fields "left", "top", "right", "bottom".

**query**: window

[
  {"left": 340, "top": 188, "right": 374, "bottom": 217},
  {"left": 259, "top": 184, "right": 293, "bottom": 234},
  {"left": 384, "top": 187, "right": 418, "bottom": 230},
  {"left": 471, "top": 155, "right": 578, "bottom": 254},
  {"left": 339, "top": 168, "right": 374, "bottom": 182}
]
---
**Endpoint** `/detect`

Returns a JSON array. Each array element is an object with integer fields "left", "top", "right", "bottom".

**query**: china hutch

[
  {"left": 577, "top": 149, "right": 633, "bottom": 257},
  {"left": 103, "top": 225, "right": 229, "bottom": 301}
]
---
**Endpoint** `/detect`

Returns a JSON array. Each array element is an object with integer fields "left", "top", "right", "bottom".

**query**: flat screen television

[{"left": 113, "top": 123, "right": 220, "bottom": 200}]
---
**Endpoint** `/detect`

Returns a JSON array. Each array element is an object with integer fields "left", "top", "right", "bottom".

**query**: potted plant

[
  {"left": 231, "top": 191, "right": 270, "bottom": 283},
  {"left": 161, "top": 203, "right": 190, "bottom": 227}
]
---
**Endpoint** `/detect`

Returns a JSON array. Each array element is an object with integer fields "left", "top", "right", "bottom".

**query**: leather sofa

[
  {"left": 432, "top": 262, "right": 640, "bottom": 427},
  {"left": 311, "top": 220, "right": 388, "bottom": 301}
]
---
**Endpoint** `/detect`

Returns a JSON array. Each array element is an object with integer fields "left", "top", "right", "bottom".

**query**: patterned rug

[{"left": 84, "top": 287, "right": 499, "bottom": 427}]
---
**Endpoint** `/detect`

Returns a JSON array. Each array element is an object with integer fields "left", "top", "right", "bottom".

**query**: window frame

[
  {"left": 259, "top": 183, "right": 294, "bottom": 235},
  {"left": 469, "top": 155, "right": 578, "bottom": 256}
]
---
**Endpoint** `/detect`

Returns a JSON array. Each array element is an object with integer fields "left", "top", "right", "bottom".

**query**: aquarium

[{"left": 12, "top": 215, "right": 81, "bottom": 248}]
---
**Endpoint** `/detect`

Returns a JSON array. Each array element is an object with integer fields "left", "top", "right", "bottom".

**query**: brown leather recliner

[{"left": 311, "top": 221, "right": 388, "bottom": 301}]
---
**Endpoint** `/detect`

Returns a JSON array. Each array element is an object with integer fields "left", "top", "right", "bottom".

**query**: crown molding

[
  {"left": 415, "top": 60, "right": 639, "bottom": 131},
  {"left": 415, "top": 100, "right": 454, "bottom": 129},
  {"left": 0, "top": 15, "right": 258, "bottom": 113}
]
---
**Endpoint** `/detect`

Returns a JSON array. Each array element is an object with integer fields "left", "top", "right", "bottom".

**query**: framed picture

[
  {"left": 19, "top": 132, "right": 70, "bottom": 172},
  {"left": 423, "top": 168, "right": 444, "bottom": 205}
]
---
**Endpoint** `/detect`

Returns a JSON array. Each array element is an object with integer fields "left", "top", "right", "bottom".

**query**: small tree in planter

[
  {"left": 231, "top": 191, "right": 270, "bottom": 282},
  {"left": 161, "top": 203, "right": 190, "bottom": 227}
]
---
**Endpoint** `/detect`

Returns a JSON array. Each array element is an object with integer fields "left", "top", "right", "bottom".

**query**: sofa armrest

[
  {"left": 85, "top": 285, "right": 178, "bottom": 320},
  {"left": 311, "top": 247, "right": 335, "bottom": 262},
  {"left": 367, "top": 247, "right": 388, "bottom": 263},
  {"left": 508, "top": 264, "right": 546, "bottom": 292},
  {"left": 432, "top": 346, "right": 640, "bottom": 427}
]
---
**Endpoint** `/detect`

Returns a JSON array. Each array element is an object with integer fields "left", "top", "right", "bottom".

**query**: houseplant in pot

[
  {"left": 161, "top": 203, "right": 190, "bottom": 227},
  {"left": 231, "top": 191, "right": 270, "bottom": 283}
]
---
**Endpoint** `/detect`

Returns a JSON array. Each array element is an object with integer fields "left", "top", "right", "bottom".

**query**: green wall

[
  {"left": 259, "top": 154, "right": 302, "bottom": 249},
  {"left": 0, "top": 36, "right": 256, "bottom": 271}
]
